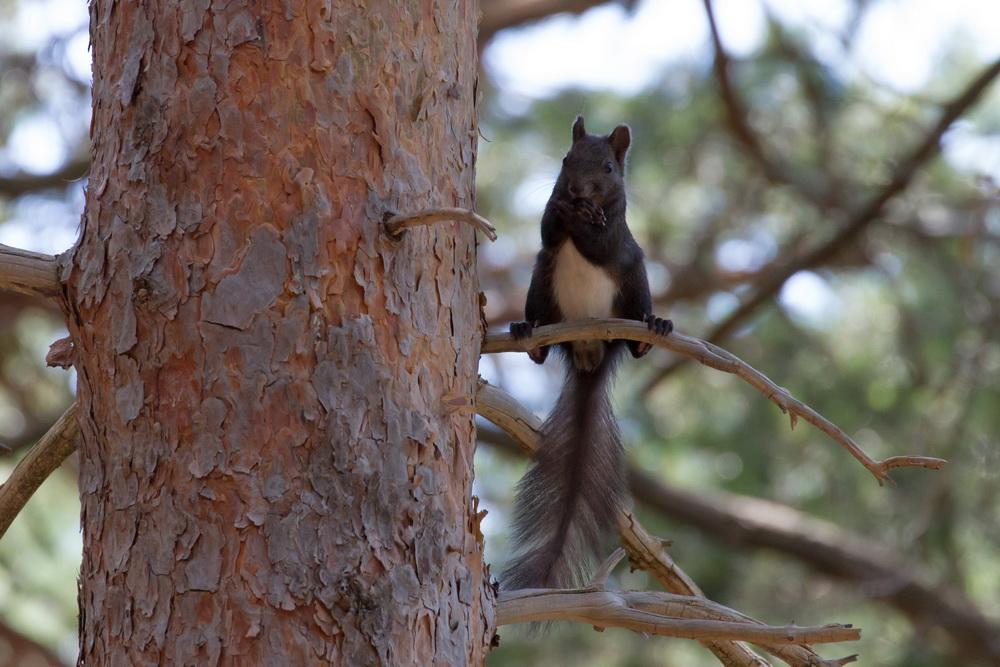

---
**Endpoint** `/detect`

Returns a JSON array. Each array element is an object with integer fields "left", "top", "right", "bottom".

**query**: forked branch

[{"left": 482, "top": 319, "right": 945, "bottom": 484}]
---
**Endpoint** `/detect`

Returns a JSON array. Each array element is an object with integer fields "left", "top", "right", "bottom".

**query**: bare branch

[
  {"left": 482, "top": 319, "right": 945, "bottom": 483},
  {"left": 0, "top": 244, "right": 61, "bottom": 299},
  {"left": 0, "top": 402, "right": 79, "bottom": 540},
  {"left": 384, "top": 208, "right": 498, "bottom": 241},
  {"left": 498, "top": 587, "right": 861, "bottom": 645},
  {"left": 0, "top": 156, "right": 90, "bottom": 198}
]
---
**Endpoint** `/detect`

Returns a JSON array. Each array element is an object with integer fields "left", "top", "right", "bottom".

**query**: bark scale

[{"left": 64, "top": 1, "right": 490, "bottom": 664}]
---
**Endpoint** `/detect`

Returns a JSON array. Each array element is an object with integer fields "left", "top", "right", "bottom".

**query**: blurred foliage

[
  {"left": 475, "top": 5, "right": 999, "bottom": 667},
  {"left": 1, "top": 0, "right": 999, "bottom": 665}
]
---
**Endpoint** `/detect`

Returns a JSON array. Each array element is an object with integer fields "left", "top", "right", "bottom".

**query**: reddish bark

[{"left": 63, "top": 1, "right": 490, "bottom": 664}]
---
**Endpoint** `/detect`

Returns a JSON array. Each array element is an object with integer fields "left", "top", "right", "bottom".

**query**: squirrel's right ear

[
  {"left": 609, "top": 125, "right": 631, "bottom": 165},
  {"left": 572, "top": 116, "right": 586, "bottom": 143}
]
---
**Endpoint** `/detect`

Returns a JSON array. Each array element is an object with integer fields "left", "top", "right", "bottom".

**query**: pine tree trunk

[{"left": 64, "top": 1, "right": 490, "bottom": 663}]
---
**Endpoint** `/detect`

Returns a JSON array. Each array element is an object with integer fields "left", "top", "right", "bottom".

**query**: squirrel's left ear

[{"left": 608, "top": 125, "right": 631, "bottom": 165}]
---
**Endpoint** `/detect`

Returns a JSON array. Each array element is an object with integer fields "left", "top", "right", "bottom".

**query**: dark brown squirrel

[{"left": 502, "top": 116, "right": 672, "bottom": 590}]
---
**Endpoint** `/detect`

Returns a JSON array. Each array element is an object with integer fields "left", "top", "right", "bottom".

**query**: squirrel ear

[
  {"left": 608, "top": 125, "right": 631, "bottom": 164},
  {"left": 572, "top": 116, "right": 586, "bottom": 143}
]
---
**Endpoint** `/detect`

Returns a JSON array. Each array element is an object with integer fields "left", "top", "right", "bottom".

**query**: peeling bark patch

[
  {"left": 114, "top": 297, "right": 138, "bottom": 354},
  {"left": 115, "top": 356, "right": 144, "bottom": 423},
  {"left": 202, "top": 226, "right": 288, "bottom": 329},
  {"left": 180, "top": 0, "right": 211, "bottom": 43},
  {"left": 184, "top": 523, "right": 224, "bottom": 592},
  {"left": 189, "top": 397, "right": 227, "bottom": 478}
]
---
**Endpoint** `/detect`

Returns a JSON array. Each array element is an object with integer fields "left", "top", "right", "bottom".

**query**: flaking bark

[{"left": 64, "top": 1, "right": 490, "bottom": 664}]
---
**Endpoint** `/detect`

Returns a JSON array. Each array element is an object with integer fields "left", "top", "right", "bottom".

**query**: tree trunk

[{"left": 63, "top": 1, "right": 490, "bottom": 664}]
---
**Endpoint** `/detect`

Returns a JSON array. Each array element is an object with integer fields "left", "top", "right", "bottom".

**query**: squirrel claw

[
  {"left": 630, "top": 315, "right": 672, "bottom": 358},
  {"left": 511, "top": 321, "right": 548, "bottom": 364},
  {"left": 646, "top": 315, "right": 673, "bottom": 337},
  {"left": 552, "top": 197, "right": 606, "bottom": 226},
  {"left": 572, "top": 197, "right": 606, "bottom": 226},
  {"left": 510, "top": 321, "right": 535, "bottom": 339},
  {"left": 549, "top": 199, "right": 574, "bottom": 220}
]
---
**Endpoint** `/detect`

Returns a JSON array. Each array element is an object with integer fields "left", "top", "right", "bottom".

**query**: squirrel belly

[
  {"left": 552, "top": 240, "right": 618, "bottom": 371},
  {"left": 552, "top": 240, "right": 618, "bottom": 320}
]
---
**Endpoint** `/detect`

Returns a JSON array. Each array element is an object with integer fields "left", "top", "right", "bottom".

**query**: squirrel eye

[{"left": 603, "top": 160, "right": 614, "bottom": 173}]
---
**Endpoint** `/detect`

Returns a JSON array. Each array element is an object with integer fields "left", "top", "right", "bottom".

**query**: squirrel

[{"left": 502, "top": 116, "right": 673, "bottom": 590}]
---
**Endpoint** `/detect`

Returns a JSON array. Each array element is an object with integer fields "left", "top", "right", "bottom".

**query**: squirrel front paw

[
  {"left": 629, "top": 315, "right": 673, "bottom": 358},
  {"left": 510, "top": 320, "right": 535, "bottom": 339},
  {"left": 646, "top": 314, "right": 673, "bottom": 337},
  {"left": 551, "top": 197, "right": 606, "bottom": 226},
  {"left": 510, "top": 321, "right": 549, "bottom": 364},
  {"left": 570, "top": 197, "right": 607, "bottom": 226}
]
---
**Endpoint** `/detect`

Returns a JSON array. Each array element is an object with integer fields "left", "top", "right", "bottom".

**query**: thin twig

[
  {"left": 0, "top": 403, "right": 79, "bottom": 539},
  {"left": 482, "top": 319, "right": 945, "bottom": 483},
  {"left": 498, "top": 587, "right": 861, "bottom": 645},
  {"left": 383, "top": 207, "right": 498, "bottom": 241},
  {"left": 587, "top": 548, "right": 626, "bottom": 589},
  {"left": 640, "top": 55, "right": 1000, "bottom": 396},
  {"left": 0, "top": 244, "right": 61, "bottom": 299}
]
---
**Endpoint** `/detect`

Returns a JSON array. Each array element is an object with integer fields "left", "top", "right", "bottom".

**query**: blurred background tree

[{"left": 1, "top": 0, "right": 998, "bottom": 664}]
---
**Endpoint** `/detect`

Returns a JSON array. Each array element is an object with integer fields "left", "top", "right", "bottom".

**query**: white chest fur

[{"left": 552, "top": 241, "right": 618, "bottom": 320}]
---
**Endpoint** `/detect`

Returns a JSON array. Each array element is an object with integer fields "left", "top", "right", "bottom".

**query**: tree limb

[
  {"left": 0, "top": 244, "right": 61, "bottom": 299},
  {"left": 0, "top": 156, "right": 90, "bottom": 198},
  {"left": 0, "top": 402, "right": 79, "bottom": 539},
  {"left": 498, "top": 587, "right": 861, "bottom": 645},
  {"left": 482, "top": 319, "right": 944, "bottom": 483}
]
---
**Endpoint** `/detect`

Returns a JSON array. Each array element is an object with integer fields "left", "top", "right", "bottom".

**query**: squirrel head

[{"left": 555, "top": 115, "right": 631, "bottom": 207}]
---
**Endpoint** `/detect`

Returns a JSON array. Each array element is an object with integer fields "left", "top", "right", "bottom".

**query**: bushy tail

[{"left": 502, "top": 344, "right": 626, "bottom": 590}]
